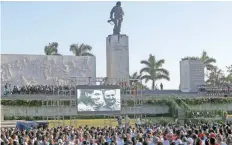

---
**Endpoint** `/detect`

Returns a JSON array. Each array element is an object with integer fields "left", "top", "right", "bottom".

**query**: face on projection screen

[{"left": 77, "top": 88, "right": 121, "bottom": 112}]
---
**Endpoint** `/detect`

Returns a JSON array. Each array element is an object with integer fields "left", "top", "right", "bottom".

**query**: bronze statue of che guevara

[{"left": 107, "top": 1, "right": 124, "bottom": 35}]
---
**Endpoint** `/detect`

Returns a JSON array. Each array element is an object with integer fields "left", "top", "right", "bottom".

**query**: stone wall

[{"left": 1, "top": 54, "right": 96, "bottom": 87}]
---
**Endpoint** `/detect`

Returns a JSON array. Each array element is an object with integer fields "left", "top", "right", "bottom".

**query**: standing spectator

[{"left": 160, "top": 83, "right": 163, "bottom": 91}]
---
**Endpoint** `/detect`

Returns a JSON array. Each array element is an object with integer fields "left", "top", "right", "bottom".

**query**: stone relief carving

[{"left": 1, "top": 55, "right": 96, "bottom": 86}]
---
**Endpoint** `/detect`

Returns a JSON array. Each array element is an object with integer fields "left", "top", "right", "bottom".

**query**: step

[
  {"left": 0, "top": 120, "right": 21, "bottom": 126},
  {"left": 1, "top": 124, "right": 16, "bottom": 128}
]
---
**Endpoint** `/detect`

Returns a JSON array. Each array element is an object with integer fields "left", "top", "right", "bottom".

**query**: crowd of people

[
  {"left": 2, "top": 82, "right": 232, "bottom": 97},
  {"left": 197, "top": 85, "right": 232, "bottom": 96},
  {"left": 2, "top": 83, "right": 77, "bottom": 96},
  {"left": 2, "top": 83, "right": 136, "bottom": 96},
  {"left": 1, "top": 121, "right": 232, "bottom": 145}
]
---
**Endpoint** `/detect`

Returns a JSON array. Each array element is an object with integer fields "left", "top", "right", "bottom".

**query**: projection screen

[{"left": 77, "top": 85, "right": 121, "bottom": 112}]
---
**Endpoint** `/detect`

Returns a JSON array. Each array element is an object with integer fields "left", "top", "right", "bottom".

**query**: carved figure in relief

[
  {"left": 1, "top": 65, "right": 10, "bottom": 82},
  {"left": 1, "top": 56, "right": 94, "bottom": 86}
]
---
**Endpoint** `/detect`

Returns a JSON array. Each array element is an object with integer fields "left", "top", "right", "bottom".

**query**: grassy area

[
  {"left": 47, "top": 117, "right": 174, "bottom": 128},
  {"left": 48, "top": 119, "right": 133, "bottom": 128}
]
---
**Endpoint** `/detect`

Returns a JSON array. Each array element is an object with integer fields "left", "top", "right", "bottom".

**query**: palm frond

[
  {"left": 155, "top": 74, "right": 170, "bottom": 81},
  {"left": 156, "top": 68, "right": 169, "bottom": 76},
  {"left": 130, "top": 72, "right": 140, "bottom": 79},
  {"left": 140, "top": 75, "right": 152, "bottom": 83},
  {"left": 140, "top": 60, "right": 151, "bottom": 67},
  {"left": 70, "top": 44, "right": 79, "bottom": 55},
  {"left": 204, "top": 58, "right": 216, "bottom": 65},
  {"left": 132, "top": 72, "right": 138, "bottom": 78},
  {"left": 70, "top": 43, "right": 93, "bottom": 56},
  {"left": 156, "top": 59, "right": 165, "bottom": 68},
  {"left": 80, "top": 44, "right": 92, "bottom": 52},
  {"left": 206, "top": 64, "right": 215, "bottom": 70},
  {"left": 140, "top": 67, "right": 150, "bottom": 74}
]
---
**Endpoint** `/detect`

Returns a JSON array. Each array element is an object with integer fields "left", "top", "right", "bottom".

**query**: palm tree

[
  {"left": 140, "top": 54, "right": 170, "bottom": 90},
  {"left": 200, "top": 50, "right": 216, "bottom": 71},
  {"left": 44, "top": 42, "right": 61, "bottom": 55},
  {"left": 70, "top": 43, "right": 94, "bottom": 56}
]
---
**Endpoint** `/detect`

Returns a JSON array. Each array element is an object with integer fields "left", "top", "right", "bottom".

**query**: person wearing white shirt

[
  {"left": 187, "top": 138, "right": 194, "bottom": 145},
  {"left": 117, "top": 137, "right": 124, "bottom": 145},
  {"left": 149, "top": 136, "right": 159, "bottom": 145},
  {"left": 163, "top": 139, "right": 170, "bottom": 145}
]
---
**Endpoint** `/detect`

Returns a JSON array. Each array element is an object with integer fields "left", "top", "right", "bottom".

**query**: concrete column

[
  {"left": 106, "top": 34, "right": 129, "bottom": 84},
  {"left": 1, "top": 106, "right": 4, "bottom": 121}
]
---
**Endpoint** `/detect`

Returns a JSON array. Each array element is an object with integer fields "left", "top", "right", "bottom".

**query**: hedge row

[
  {"left": 0, "top": 100, "right": 71, "bottom": 107},
  {"left": 4, "top": 114, "right": 170, "bottom": 120},
  {"left": 1, "top": 97, "right": 232, "bottom": 107}
]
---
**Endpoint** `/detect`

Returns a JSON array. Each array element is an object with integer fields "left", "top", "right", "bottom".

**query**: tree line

[{"left": 44, "top": 42, "right": 232, "bottom": 90}]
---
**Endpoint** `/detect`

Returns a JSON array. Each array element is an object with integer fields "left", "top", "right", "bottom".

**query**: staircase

[{"left": 177, "top": 108, "right": 186, "bottom": 125}]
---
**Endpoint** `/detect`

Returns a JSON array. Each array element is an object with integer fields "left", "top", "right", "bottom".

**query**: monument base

[
  {"left": 1, "top": 106, "right": 4, "bottom": 121},
  {"left": 106, "top": 34, "right": 129, "bottom": 85}
]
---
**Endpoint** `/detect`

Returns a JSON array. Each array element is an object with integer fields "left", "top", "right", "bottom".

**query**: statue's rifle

[{"left": 107, "top": 19, "right": 114, "bottom": 25}]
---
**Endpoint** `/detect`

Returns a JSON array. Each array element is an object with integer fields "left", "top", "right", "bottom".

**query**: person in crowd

[
  {"left": 2, "top": 84, "right": 76, "bottom": 96},
  {"left": 3, "top": 83, "right": 9, "bottom": 95}
]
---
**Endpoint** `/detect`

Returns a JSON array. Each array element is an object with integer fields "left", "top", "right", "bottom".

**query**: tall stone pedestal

[{"left": 106, "top": 34, "right": 129, "bottom": 84}]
